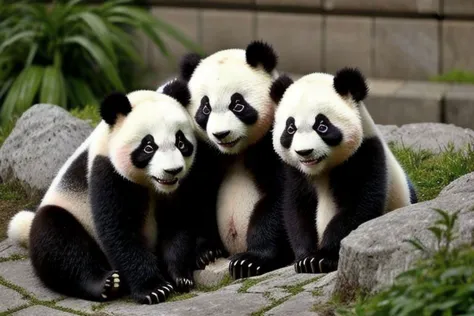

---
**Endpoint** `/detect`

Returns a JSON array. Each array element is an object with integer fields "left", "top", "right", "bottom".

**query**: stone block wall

[{"left": 140, "top": 0, "right": 474, "bottom": 84}]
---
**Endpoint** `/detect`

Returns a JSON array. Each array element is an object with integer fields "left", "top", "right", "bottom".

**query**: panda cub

[
  {"left": 174, "top": 40, "right": 293, "bottom": 279},
  {"left": 7, "top": 81, "right": 197, "bottom": 304},
  {"left": 270, "top": 68, "right": 418, "bottom": 274}
]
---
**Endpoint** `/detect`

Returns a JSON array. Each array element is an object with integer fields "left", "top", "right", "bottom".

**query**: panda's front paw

[
  {"left": 175, "top": 277, "right": 195, "bottom": 293},
  {"left": 294, "top": 255, "right": 337, "bottom": 274},
  {"left": 100, "top": 270, "right": 121, "bottom": 301},
  {"left": 228, "top": 252, "right": 272, "bottom": 280},
  {"left": 134, "top": 282, "right": 174, "bottom": 305},
  {"left": 195, "top": 239, "right": 228, "bottom": 269}
]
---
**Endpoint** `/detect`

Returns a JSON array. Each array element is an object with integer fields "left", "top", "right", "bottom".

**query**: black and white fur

[
  {"left": 168, "top": 41, "right": 293, "bottom": 279},
  {"left": 270, "top": 68, "right": 418, "bottom": 274},
  {"left": 7, "top": 82, "right": 198, "bottom": 304}
]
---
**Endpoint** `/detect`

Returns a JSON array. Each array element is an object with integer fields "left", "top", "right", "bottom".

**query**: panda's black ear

[
  {"left": 162, "top": 79, "right": 191, "bottom": 107},
  {"left": 333, "top": 67, "right": 368, "bottom": 103},
  {"left": 179, "top": 53, "right": 202, "bottom": 82},
  {"left": 246, "top": 40, "right": 278, "bottom": 74},
  {"left": 100, "top": 92, "right": 132, "bottom": 126},
  {"left": 270, "top": 74, "right": 293, "bottom": 105}
]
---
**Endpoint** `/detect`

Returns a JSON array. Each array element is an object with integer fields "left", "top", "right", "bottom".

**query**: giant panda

[
  {"left": 7, "top": 81, "right": 198, "bottom": 304},
  {"left": 269, "top": 67, "right": 418, "bottom": 274},
  {"left": 171, "top": 40, "right": 294, "bottom": 279}
]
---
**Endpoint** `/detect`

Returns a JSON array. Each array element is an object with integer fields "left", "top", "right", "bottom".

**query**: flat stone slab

[
  {"left": 11, "top": 305, "right": 73, "bottom": 315},
  {"left": 0, "top": 284, "right": 29, "bottom": 313},
  {"left": 264, "top": 291, "right": 317, "bottom": 316},
  {"left": 0, "top": 240, "right": 28, "bottom": 259},
  {"left": 247, "top": 267, "right": 320, "bottom": 293},
  {"left": 0, "top": 259, "right": 63, "bottom": 301},
  {"left": 101, "top": 291, "right": 270, "bottom": 316}
]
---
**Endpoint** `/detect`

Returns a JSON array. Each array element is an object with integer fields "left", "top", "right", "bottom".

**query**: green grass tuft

[
  {"left": 251, "top": 294, "right": 288, "bottom": 316},
  {"left": 430, "top": 69, "right": 474, "bottom": 84},
  {"left": 337, "top": 208, "right": 474, "bottom": 316},
  {"left": 0, "top": 254, "right": 28, "bottom": 263},
  {"left": 69, "top": 104, "right": 101, "bottom": 127},
  {"left": 0, "top": 115, "right": 18, "bottom": 147},
  {"left": 167, "top": 292, "right": 198, "bottom": 302},
  {"left": 280, "top": 276, "right": 321, "bottom": 296},
  {"left": 238, "top": 275, "right": 272, "bottom": 293},
  {"left": 390, "top": 143, "right": 474, "bottom": 201}
]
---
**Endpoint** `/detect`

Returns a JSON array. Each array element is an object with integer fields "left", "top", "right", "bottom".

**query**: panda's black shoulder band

[
  {"left": 270, "top": 74, "right": 294, "bottom": 104},
  {"left": 333, "top": 67, "right": 368, "bottom": 103},
  {"left": 162, "top": 79, "right": 191, "bottom": 107},
  {"left": 180, "top": 53, "right": 202, "bottom": 82},
  {"left": 246, "top": 40, "right": 278, "bottom": 73},
  {"left": 100, "top": 92, "right": 132, "bottom": 126}
]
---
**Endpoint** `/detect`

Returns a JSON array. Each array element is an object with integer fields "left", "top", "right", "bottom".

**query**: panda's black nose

[
  {"left": 213, "top": 130, "right": 230, "bottom": 140},
  {"left": 164, "top": 167, "right": 183, "bottom": 176},
  {"left": 295, "top": 149, "right": 314, "bottom": 157}
]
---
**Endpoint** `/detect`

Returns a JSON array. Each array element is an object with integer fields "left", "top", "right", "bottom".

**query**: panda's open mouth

[
  {"left": 152, "top": 176, "right": 178, "bottom": 185},
  {"left": 217, "top": 137, "right": 242, "bottom": 148},
  {"left": 300, "top": 155, "right": 327, "bottom": 166}
]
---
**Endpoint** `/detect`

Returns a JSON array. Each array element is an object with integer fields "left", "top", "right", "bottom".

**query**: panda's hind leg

[{"left": 29, "top": 205, "right": 123, "bottom": 301}]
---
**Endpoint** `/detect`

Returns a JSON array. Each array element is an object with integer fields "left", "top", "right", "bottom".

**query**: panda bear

[
  {"left": 269, "top": 67, "right": 418, "bottom": 274},
  {"left": 171, "top": 40, "right": 294, "bottom": 279},
  {"left": 7, "top": 81, "right": 198, "bottom": 304}
]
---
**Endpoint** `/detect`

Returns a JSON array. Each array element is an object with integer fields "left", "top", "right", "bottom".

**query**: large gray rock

[
  {"left": 0, "top": 104, "right": 93, "bottom": 196},
  {"left": 334, "top": 172, "right": 474, "bottom": 300},
  {"left": 377, "top": 122, "right": 474, "bottom": 153}
]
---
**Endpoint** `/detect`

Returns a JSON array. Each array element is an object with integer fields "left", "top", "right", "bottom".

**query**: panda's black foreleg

[
  {"left": 281, "top": 168, "right": 321, "bottom": 275},
  {"left": 29, "top": 205, "right": 122, "bottom": 302},
  {"left": 229, "top": 196, "right": 293, "bottom": 280},
  {"left": 90, "top": 156, "right": 174, "bottom": 305},
  {"left": 159, "top": 224, "right": 196, "bottom": 293},
  {"left": 315, "top": 209, "right": 381, "bottom": 274}
]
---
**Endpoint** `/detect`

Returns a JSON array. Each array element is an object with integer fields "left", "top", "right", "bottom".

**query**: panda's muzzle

[
  {"left": 299, "top": 154, "right": 327, "bottom": 166},
  {"left": 152, "top": 176, "right": 178, "bottom": 185}
]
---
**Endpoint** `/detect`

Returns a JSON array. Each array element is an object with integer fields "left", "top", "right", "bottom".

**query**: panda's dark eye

[
  {"left": 317, "top": 122, "right": 328, "bottom": 133},
  {"left": 287, "top": 123, "right": 296, "bottom": 135},
  {"left": 202, "top": 105, "right": 211, "bottom": 115},
  {"left": 232, "top": 102, "right": 245, "bottom": 113},
  {"left": 178, "top": 140, "right": 185, "bottom": 150},
  {"left": 143, "top": 144, "right": 154, "bottom": 154}
]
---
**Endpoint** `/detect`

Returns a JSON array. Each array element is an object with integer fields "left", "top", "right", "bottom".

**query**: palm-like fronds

[{"left": 0, "top": 0, "right": 204, "bottom": 124}]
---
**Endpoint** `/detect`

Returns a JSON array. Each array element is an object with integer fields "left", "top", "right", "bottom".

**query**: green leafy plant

[
  {"left": 337, "top": 208, "right": 474, "bottom": 316},
  {"left": 430, "top": 69, "right": 474, "bottom": 84},
  {"left": 0, "top": 0, "right": 203, "bottom": 124}
]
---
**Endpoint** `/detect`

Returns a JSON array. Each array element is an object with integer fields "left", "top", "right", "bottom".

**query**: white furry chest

[
  {"left": 217, "top": 159, "right": 262, "bottom": 255},
  {"left": 314, "top": 177, "right": 337, "bottom": 246}
]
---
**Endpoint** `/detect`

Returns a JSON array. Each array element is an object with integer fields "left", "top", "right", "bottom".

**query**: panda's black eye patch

[
  {"left": 313, "top": 114, "right": 342, "bottom": 147},
  {"left": 131, "top": 134, "right": 158, "bottom": 168},
  {"left": 229, "top": 93, "right": 258, "bottom": 125},
  {"left": 280, "top": 117, "right": 296, "bottom": 149},
  {"left": 195, "top": 96, "right": 212, "bottom": 131},
  {"left": 175, "top": 130, "right": 194, "bottom": 157}
]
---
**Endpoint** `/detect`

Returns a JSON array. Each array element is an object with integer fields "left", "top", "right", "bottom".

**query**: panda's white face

[
  {"left": 273, "top": 73, "right": 363, "bottom": 176},
  {"left": 108, "top": 91, "right": 196, "bottom": 194},
  {"left": 187, "top": 49, "right": 275, "bottom": 155}
]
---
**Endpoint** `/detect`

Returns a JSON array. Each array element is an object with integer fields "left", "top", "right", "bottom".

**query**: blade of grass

[
  {"left": 39, "top": 65, "right": 64, "bottom": 106},
  {"left": 0, "top": 31, "right": 37, "bottom": 53},
  {"left": 62, "top": 35, "right": 125, "bottom": 92},
  {"left": 69, "top": 11, "right": 117, "bottom": 65}
]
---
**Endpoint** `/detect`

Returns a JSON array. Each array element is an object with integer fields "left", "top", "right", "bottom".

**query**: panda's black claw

[{"left": 294, "top": 255, "right": 334, "bottom": 274}]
